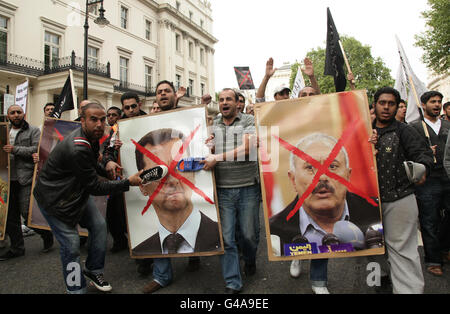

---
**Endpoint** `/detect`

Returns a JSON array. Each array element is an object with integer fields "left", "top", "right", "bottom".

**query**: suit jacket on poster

[
  {"left": 132, "top": 212, "right": 221, "bottom": 256},
  {"left": 269, "top": 192, "right": 381, "bottom": 256}
]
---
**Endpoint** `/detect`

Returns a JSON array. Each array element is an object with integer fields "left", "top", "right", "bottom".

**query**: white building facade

[{"left": 0, "top": 0, "right": 217, "bottom": 126}]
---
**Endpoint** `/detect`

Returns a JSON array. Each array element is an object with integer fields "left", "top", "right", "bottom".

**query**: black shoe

[
  {"left": 42, "top": 235, "right": 54, "bottom": 253},
  {"left": 136, "top": 259, "right": 154, "bottom": 277},
  {"left": 0, "top": 250, "right": 24, "bottom": 261},
  {"left": 186, "top": 257, "right": 201, "bottom": 272},
  {"left": 225, "top": 287, "right": 241, "bottom": 294},
  {"left": 244, "top": 263, "right": 256, "bottom": 276},
  {"left": 110, "top": 241, "right": 128, "bottom": 253},
  {"left": 140, "top": 166, "right": 168, "bottom": 185},
  {"left": 83, "top": 270, "right": 112, "bottom": 292}
]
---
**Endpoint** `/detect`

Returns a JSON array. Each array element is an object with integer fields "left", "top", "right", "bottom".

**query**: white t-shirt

[
  {"left": 424, "top": 117, "right": 441, "bottom": 135},
  {"left": 9, "top": 127, "right": 20, "bottom": 181}
]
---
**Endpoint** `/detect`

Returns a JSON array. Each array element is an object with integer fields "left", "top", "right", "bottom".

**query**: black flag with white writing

[
  {"left": 52, "top": 74, "right": 74, "bottom": 119},
  {"left": 234, "top": 67, "right": 255, "bottom": 90},
  {"left": 324, "top": 8, "right": 346, "bottom": 92}
]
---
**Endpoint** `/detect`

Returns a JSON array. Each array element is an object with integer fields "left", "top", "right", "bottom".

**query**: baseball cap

[{"left": 273, "top": 85, "right": 291, "bottom": 97}]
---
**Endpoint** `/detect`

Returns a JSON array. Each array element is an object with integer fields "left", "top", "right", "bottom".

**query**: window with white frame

[
  {"left": 201, "top": 83, "right": 205, "bottom": 96},
  {"left": 189, "top": 42, "right": 194, "bottom": 59},
  {"left": 87, "top": 46, "right": 99, "bottom": 69},
  {"left": 120, "top": 6, "right": 128, "bottom": 29},
  {"left": 145, "top": 65, "right": 153, "bottom": 90},
  {"left": 175, "top": 74, "right": 181, "bottom": 90},
  {"left": 44, "top": 31, "right": 60, "bottom": 69},
  {"left": 0, "top": 16, "right": 8, "bottom": 61},
  {"left": 189, "top": 79, "right": 194, "bottom": 96},
  {"left": 200, "top": 48, "right": 205, "bottom": 65},
  {"left": 119, "top": 56, "right": 129, "bottom": 84},
  {"left": 145, "top": 19, "right": 152, "bottom": 40}
]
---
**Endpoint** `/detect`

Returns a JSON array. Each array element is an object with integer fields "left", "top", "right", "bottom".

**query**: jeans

[
  {"left": 39, "top": 197, "right": 107, "bottom": 294},
  {"left": 415, "top": 176, "right": 450, "bottom": 265},
  {"left": 217, "top": 184, "right": 261, "bottom": 290},
  {"left": 152, "top": 258, "right": 173, "bottom": 287},
  {"left": 310, "top": 259, "right": 328, "bottom": 287}
]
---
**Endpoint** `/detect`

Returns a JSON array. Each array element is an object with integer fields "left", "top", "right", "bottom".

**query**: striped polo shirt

[{"left": 212, "top": 113, "right": 259, "bottom": 188}]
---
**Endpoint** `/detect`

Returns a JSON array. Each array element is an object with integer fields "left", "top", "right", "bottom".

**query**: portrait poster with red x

[
  {"left": 0, "top": 123, "right": 9, "bottom": 241},
  {"left": 255, "top": 90, "right": 385, "bottom": 261},
  {"left": 234, "top": 66, "right": 255, "bottom": 90},
  {"left": 27, "top": 118, "right": 107, "bottom": 236},
  {"left": 118, "top": 105, "right": 223, "bottom": 259}
]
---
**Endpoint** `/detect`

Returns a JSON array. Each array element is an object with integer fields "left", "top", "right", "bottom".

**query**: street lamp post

[{"left": 83, "top": 0, "right": 109, "bottom": 100}]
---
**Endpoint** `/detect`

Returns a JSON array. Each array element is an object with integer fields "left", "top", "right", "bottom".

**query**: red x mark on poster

[
  {"left": 132, "top": 125, "right": 214, "bottom": 216},
  {"left": 273, "top": 119, "right": 378, "bottom": 222},
  {"left": 234, "top": 67, "right": 255, "bottom": 89}
]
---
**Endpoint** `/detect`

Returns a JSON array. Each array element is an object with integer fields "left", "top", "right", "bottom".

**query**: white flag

[
  {"left": 291, "top": 65, "right": 306, "bottom": 99},
  {"left": 395, "top": 36, "right": 428, "bottom": 123},
  {"left": 394, "top": 63, "right": 408, "bottom": 101}
]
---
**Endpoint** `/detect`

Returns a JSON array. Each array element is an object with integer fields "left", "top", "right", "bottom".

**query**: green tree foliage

[
  {"left": 290, "top": 36, "right": 394, "bottom": 101},
  {"left": 415, "top": 0, "right": 450, "bottom": 75}
]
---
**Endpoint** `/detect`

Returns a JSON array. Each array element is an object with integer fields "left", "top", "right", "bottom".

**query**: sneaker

[
  {"left": 176, "top": 158, "right": 205, "bottom": 172},
  {"left": 141, "top": 165, "right": 168, "bottom": 185},
  {"left": 83, "top": 270, "right": 112, "bottom": 292},
  {"left": 290, "top": 260, "right": 302, "bottom": 278},
  {"left": 311, "top": 286, "right": 330, "bottom": 294},
  {"left": 22, "top": 225, "right": 35, "bottom": 237}
]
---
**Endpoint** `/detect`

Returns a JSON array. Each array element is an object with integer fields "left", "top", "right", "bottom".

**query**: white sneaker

[
  {"left": 290, "top": 260, "right": 302, "bottom": 278},
  {"left": 21, "top": 225, "right": 35, "bottom": 237},
  {"left": 311, "top": 286, "right": 330, "bottom": 294}
]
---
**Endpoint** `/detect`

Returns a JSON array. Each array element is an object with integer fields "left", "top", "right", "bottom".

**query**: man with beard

[
  {"left": 269, "top": 133, "right": 381, "bottom": 290},
  {"left": 0, "top": 105, "right": 54, "bottom": 260},
  {"left": 372, "top": 87, "right": 433, "bottom": 293},
  {"left": 410, "top": 91, "right": 450, "bottom": 277},
  {"left": 33, "top": 102, "right": 142, "bottom": 293}
]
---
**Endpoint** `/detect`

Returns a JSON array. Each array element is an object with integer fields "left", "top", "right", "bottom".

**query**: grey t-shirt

[{"left": 212, "top": 113, "right": 259, "bottom": 188}]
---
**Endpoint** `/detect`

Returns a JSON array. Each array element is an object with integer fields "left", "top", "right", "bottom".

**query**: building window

[
  {"left": 189, "top": 79, "right": 194, "bottom": 96},
  {"left": 200, "top": 19, "right": 204, "bottom": 29},
  {"left": 145, "top": 65, "right": 153, "bottom": 90},
  {"left": 87, "top": 46, "right": 99, "bottom": 69},
  {"left": 120, "top": 56, "right": 129, "bottom": 84},
  {"left": 44, "top": 31, "right": 60, "bottom": 69},
  {"left": 201, "top": 83, "right": 205, "bottom": 96},
  {"left": 145, "top": 20, "right": 152, "bottom": 40},
  {"left": 120, "top": 6, "right": 128, "bottom": 29},
  {"left": 200, "top": 48, "right": 205, "bottom": 65},
  {"left": 88, "top": 4, "right": 98, "bottom": 15},
  {"left": 0, "top": 16, "right": 8, "bottom": 62},
  {"left": 176, "top": 1, "right": 180, "bottom": 10},
  {"left": 175, "top": 34, "right": 181, "bottom": 52},
  {"left": 189, "top": 42, "right": 194, "bottom": 59},
  {"left": 175, "top": 74, "right": 181, "bottom": 90},
  {"left": 189, "top": 11, "right": 193, "bottom": 21}
]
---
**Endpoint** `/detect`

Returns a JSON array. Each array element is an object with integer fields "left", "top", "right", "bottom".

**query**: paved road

[{"left": 0, "top": 212, "right": 449, "bottom": 295}]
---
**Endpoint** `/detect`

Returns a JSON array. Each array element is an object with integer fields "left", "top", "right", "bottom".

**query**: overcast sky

[{"left": 210, "top": 0, "right": 431, "bottom": 92}]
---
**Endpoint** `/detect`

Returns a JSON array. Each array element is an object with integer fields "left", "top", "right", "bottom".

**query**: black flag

[
  {"left": 52, "top": 73, "right": 75, "bottom": 118},
  {"left": 324, "top": 8, "right": 346, "bottom": 92},
  {"left": 234, "top": 67, "right": 255, "bottom": 90}
]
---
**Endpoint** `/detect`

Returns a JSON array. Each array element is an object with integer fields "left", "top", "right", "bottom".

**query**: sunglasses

[{"left": 123, "top": 103, "right": 138, "bottom": 111}]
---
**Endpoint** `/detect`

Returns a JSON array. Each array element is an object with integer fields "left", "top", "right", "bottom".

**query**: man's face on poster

[
  {"left": 288, "top": 141, "right": 351, "bottom": 218},
  {"left": 139, "top": 139, "right": 194, "bottom": 213}
]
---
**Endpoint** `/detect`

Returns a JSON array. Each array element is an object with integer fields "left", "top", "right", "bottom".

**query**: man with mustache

[
  {"left": 269, "top": 133, "right": 381, "bottom": 291},
  {"left": 0, "top": 105, "right": 54, "bottom": 260}
]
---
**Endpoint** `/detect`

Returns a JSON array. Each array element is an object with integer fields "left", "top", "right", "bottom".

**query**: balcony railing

[
  {"left": 114, "top": 81, "right": 156, "bottom": 97},
  {"left": 0, "top": 51, "right": 111, "bottom": 78}
]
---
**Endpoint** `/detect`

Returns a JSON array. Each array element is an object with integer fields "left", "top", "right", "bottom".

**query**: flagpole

[
  {"left": 338, "top": 40, "right": 355, "bottom": 89},
  {"left": 408, "top": 75, "right": 436, "bottom": 163}
]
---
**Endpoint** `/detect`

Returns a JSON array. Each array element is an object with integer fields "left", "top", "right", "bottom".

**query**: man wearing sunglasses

[{"left": 121, "top": 92, "right": 148, "bottom": 119}]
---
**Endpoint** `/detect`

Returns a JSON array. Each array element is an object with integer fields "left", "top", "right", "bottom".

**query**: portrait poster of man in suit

[
  {"left": 254, "top": 90, "right": 385, "bottom": 261},
  {"left": 28, "top": 118, "right": 107, "bottom": 236},
  {"left": 118, "top": 106, "right": 223, "bottom": 258}
]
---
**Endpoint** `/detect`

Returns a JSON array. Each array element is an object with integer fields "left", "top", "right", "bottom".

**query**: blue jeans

[
  {"left": 217, "top": 184, "right": 261, "bottom": 290},
  {"left": 39, "top": 197, "right": 107, "bottom": 294},
  {"left": 310, "top": 259, "right": 328, "bottom": 287},
  {"left": 152, "top": 258, "right": 173, "bottom": 287},
  {"left": 415, "top": 176, "right": 450, "bottom": 265}
]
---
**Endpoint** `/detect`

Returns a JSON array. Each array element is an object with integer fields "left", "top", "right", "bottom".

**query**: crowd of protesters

[{"left": 0, "top": 56, "right": 449, "bottom": 295}]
